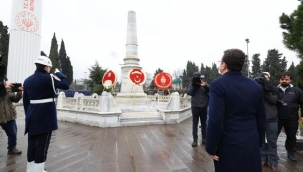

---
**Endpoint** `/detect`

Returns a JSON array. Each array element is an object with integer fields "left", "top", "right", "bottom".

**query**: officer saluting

[{"left": 23, "top": 56, "right": 69, "bottom": 172}]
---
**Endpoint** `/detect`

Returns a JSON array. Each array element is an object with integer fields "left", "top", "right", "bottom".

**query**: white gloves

[{"left": 55, "top": 68, "right": 61, "bottom": 73}]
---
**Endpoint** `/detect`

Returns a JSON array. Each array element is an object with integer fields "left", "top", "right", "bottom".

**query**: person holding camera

[
  {"left": 187, "top": 72, "right": 209, "bottom": 147},
  {"left": 0, "top": 76, "right": 23, "bottom": 155},
  {"left": 277, "top": 73, "right": 303, "bottom": 162},
  {"left": 255, "top": 72, "right": 280, "bottom": 172}
]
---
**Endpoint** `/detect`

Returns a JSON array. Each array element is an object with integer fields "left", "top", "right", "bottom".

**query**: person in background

[
  {"left": 187, "top": 72, "right": 209, "bottom": 147},
  {"left": 23, "top": 56, "right": 69, "bottom": 172},
  {"left": 255, "top": 72, "right": 280, "bottom": 172},
  {"left": 0, "top": 76, "right": 23, "bottom": 155},
  {"left": 206, "top": 49, "right": 266, "bottom": 172},
  {"left": 277, "top": 73, "right": 303, "bottom": 162}
]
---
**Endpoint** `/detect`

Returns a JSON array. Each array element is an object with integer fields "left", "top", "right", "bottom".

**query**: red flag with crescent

[
  {"left": 128, "top": 68, "right": 146, "bottom": 86},
  {"left": 154, "top": 72, "right": 172, "bottom": 90},
  {"left": 102, "top": 70, "right": 117, "bottom": 88}
]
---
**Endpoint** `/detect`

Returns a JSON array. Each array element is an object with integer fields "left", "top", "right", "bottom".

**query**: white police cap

[{"left": 34, "top": 56, "right": 52, "bottom": 67}]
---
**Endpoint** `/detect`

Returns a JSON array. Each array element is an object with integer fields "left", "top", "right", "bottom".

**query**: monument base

[{"left": 116, "top": 92, "right": 147, "bottom": 98}]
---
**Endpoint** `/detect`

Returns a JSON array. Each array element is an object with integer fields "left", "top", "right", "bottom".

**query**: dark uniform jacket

[
  {"left": 187, "top": 83, "right": 209, "bottom": 109},
  {"left": 277, "top": 85, "right": 303, "bottom": 120},
  {"left": 0, "top": 89, "right": 22, "bottom": 124},
  {"left": 23, "top": 68, "right": 69, "bottom": 135},
  {"left": 206, "top": 71, "right": 266, "bottom": 172}
]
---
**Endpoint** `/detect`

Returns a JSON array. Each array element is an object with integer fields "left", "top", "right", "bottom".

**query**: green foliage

[
  {"left": 181, "top": 61, "right": 199, "bottom": 88},
  {"left": 280, "top": 2, "right": 303, "bottom": 60},
  {"left": 58, "top": 39, "right": 73, "bottom": 84},
  {"left": 41, "top": 51, "right": 47, "bottom": 56},
  {"left": 149, "top": 68, "right": 163, "bottom": 89},
  {"left": 48, "top": 33, "right": 60, "bottom": 73},
  {"left": 0, "top": 21, "right": 9, "bottom": 73},
  {"left": 250, "top": 53, "right": 261, "bottom": 78},
  {"left": 296, "top": 61, "right": 303, "bottom": 89},
  {"left": 87, "top": 61, "right": 107, "bottom": 95},
  {"left": 287, "top": 62, "right": 297, "bottom": 86},
  {"left": 262, "top": 49, "right": 287, "bottom": 86},
  {"left": 66, "top": 56, "right": 73, "bottom": 84},
  {"left": 58, "top": 39, "right": 67, "bottom": 71}
]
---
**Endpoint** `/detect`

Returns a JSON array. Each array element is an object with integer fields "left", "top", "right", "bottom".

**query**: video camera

[
  {"left": 192, "top": 72, "right": 205, "bottom": 86},
  {"left": 254, "top": 75, "right": 287, "bottom": 106}
]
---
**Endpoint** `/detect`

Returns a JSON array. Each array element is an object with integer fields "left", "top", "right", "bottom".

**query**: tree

[
  {"left": 209, "top": 63, "right": 220, "bottom": 82},
  {"left": 149, "top": 68, "right": 163, "bottom": 89},
  {"left": 250, "top": 53, "right": 261, "bottom": 78},
  {"left": 296, "top": 61, "right": 303, "bottom": 89},
  {"left": 287, "top": 62, "right": 297, "bottom": 86},
  {"left": 58, "top": 39, "right": 67, "bottom": 72},
  {"left": 41, "top": 51, "right": 47, "bottom": 56},
  {"left": 87, "top": 61, "right": 107, "bottom": 95},
  {"left": 181, "top": 61, "right": 199, "bottom": 88},
  {"left": 262, "top": 49, "right": 288, "bottom": 85},
  {"left": 280, "top": 2, "right": 303, "bottom": 60},
  {"left": 66, "top": 56, "right": 73, "bottom": 84},
  {"left": 48, "top": 33, "right": 60, "bottom": 73},
  {"left": 0, "top": 21, "right": 9, "bottom": 73}
]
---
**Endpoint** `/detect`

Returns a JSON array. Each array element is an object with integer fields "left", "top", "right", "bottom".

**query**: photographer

[
  {"left": 254, "top": 72, "right": 280, "bottom": 171},
  {"left": 0, "top": 76, "right": 23, "bottom": 155},
  {"left": 187, "top": 72, "right": 209, "bottom": 147}
]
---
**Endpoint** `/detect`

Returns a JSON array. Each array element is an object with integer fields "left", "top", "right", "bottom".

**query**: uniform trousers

[{"left": 27, "top": 131, "right": 52, "bottom": 163}]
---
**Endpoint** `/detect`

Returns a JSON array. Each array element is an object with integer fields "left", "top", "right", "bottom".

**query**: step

[
  {"left": 120, "top": 116, "right": 163, "bottom": 122},
  {"left": 120, "top": 120, "right": 164, "bottom": 126}
]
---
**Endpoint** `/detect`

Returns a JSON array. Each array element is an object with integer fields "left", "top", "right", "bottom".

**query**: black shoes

[
  {"left": 287, "top": 151, "right": 297, "bottom": 162},
  {"left": 8, "top": 147, "right": 22, "bottom": 155},
  {"left": 192, "top": 139, "right": 197, "bottom": 147},
  {"left": 201, "top": 139, "right": 206, "bottom": 145}
]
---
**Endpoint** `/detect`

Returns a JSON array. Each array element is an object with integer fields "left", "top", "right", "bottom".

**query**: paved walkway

[{"left": 0, "top": 106, "right": 303, "bottom": 172}]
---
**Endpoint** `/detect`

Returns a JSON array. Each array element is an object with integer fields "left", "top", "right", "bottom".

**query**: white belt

[{"left": 30, "top": 98, "right": 54, "bottom": 104}]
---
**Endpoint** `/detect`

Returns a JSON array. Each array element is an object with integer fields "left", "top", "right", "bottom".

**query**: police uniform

[{"left": 23, "top": 56, "right": 69, "bottom": 172}]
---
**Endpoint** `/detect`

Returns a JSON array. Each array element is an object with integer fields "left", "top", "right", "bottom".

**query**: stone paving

[{"left": 0, "top": 106, "right": 303, "bottom": 172}]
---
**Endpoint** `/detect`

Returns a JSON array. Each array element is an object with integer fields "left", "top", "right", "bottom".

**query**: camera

[
  {"left": 192, "top": 72, "right": 204, "bottom": 86},
  {"left": 11, "top": 83, "right": 22, "bottom": 92}
]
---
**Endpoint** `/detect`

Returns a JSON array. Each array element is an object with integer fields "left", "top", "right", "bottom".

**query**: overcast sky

[{"left": 0, "top": 0, "right": 301, "bottom": 80}]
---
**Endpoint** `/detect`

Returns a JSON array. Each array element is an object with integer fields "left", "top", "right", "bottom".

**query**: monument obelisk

[
  {"left": 7, "top": 0, "right": 43, "bottom": 83},
  {"left": 117, "top": 11, "right": 146, "bottom": 97}
]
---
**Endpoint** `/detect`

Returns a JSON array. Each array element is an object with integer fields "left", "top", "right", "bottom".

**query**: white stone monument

[
  {"left": 7, "top": 0, "right": 43, "bottom": 83},
  {"left": 117, "top": 11, "right": 146, "bottom": 97}
]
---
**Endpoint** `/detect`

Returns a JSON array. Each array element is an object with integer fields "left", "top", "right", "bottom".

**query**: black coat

[{"left": 206, "top": 71, "right": 266, "bottom": 172}]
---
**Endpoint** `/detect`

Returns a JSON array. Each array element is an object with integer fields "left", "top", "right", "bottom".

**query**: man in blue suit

[
  {"left": 23, "top": 56, "right": 69, "bottom": 172},
  {"left": 205, "top": 49, "right": 266, "bottom": 172}
]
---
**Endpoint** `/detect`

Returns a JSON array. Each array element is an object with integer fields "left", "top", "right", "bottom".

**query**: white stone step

[{"left": 120, "top": 120, "right": 164, "bottom": 126}]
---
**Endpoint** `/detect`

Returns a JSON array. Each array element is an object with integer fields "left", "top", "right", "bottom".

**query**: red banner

[
  {"left": 128, "top": 68, "right": 146, "bottom": 86},
  {"left": 102, "top": 70, "right": 117, "bottom": 88},
  {"left": 154, "top": 72, "right": 172, "bottom": 90}
]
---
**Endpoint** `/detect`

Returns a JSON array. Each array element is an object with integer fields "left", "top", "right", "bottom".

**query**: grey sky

[{"left": 0, "top": 0, "right": 301, "bottom": 81}]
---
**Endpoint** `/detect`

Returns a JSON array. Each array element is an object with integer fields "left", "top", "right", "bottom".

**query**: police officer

[
  {"left": 23, "top": 56, "right": 69, "bottom": 171},
  {"left": 187, "top": 72, "right": 209, "bottom": 147}
]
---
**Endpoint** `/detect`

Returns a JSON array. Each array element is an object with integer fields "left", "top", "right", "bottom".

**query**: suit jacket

[
  {"left": 205, "top": 71, "right": 266, "bottom": 172},
  {"left": 23, "top": 68, "right": 69, "bottom": 135}
]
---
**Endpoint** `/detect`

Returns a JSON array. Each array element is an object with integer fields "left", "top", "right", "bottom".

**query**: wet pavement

[{"left": 0, "top": 106, "right": 302, "bottom": 172}]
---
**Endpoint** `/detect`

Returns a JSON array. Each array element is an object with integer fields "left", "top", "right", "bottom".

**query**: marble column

[
  {"left": 117, "top": 11, "right": 146, "bottom": 97},
  {"left": 7, "top": 0, "right": 43, "bottom": 83}
]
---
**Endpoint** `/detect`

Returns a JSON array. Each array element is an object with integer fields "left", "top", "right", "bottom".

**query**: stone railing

[
  {"left": 146, "top": 94, "right": 172, "bottom": 102},
  {"left": 57, "top": 91, "right": 118, "bottom": 112}
]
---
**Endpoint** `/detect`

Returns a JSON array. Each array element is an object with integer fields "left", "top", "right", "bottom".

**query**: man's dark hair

[
  {"left": 280, "top": 73, "right": 292, "bottom": 80},
  {"left": 35, "top": 63, "right": 46, "bottom": 69},
  {"left": 222, "top": 49, "right": 245, "bottom": 71}
]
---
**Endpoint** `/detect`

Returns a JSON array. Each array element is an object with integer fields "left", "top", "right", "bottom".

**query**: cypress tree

[{"left": 48, "top": 33, "right": 60, "bottom": 73}]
